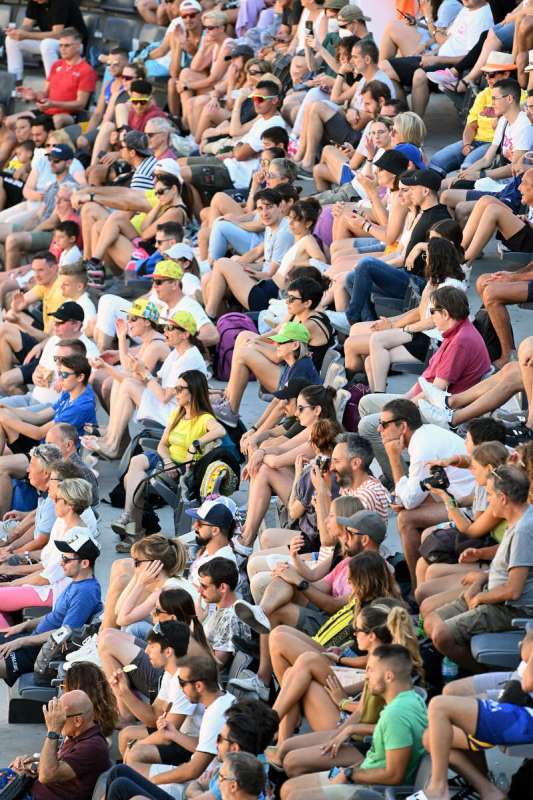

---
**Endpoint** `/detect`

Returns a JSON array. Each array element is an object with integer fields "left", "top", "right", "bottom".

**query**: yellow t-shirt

[
  {"left": 33, "top": 277, "right": 66, "bottom": 333},
  {"left": 167, "top": 411, "right": 216, "bottom": 464}
]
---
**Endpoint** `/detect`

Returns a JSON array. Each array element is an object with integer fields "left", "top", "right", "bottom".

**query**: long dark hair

[
  {"left": 425, "top": 237, "right": 465, "bottom": 286},
  {"left": 159, "top": 587, "right": 210, "bottom": 651},
  {"left": 299, "top": 385, "right": 337, "bottom": 422},
  {"left": 174, "top": 369, "right": 214, "bottom": 423}
]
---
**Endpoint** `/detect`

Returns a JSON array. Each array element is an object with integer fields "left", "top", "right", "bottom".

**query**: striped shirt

[
  {"left": 340, "top": 477, "right": 390, "bottom": 522},
  {"left": 130, "top": 156, "right": 157, "bottom": 191}
]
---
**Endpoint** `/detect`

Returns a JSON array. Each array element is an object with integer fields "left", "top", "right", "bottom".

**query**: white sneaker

[
  {"left": 233, "top": 600, "right": 271, "bottom": 635},
  {"left": 418, "top": 399, "right": 453, "bottom": 429},
  {"left": 65, "top": 634, "right": 101, "bottom": 667},
  {"left": 418, "top": 377, "right": 449, "bottom": 409},
  {"left": 229, "top": 672, "right": 269, "bottom": 701}
]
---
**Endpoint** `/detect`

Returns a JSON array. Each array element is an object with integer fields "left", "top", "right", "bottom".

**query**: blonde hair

[{"left": 131, "top": 534, "right": 187, "bottom": 576}]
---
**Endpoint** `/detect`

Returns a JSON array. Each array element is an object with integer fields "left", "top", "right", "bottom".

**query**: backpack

[
  {"left": 214, "top": 313, "right": 258, "bottom": 381},
  {"left": 342, "top": 383, "right": 372, "bottom": 432},
  {"left": 473, "top": 307, "right": 502, "bottom": 362}
]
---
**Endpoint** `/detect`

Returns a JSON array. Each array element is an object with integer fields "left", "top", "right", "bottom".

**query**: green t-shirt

[{"left": 360, "top": 689, "right": 428, "bottom": 784}]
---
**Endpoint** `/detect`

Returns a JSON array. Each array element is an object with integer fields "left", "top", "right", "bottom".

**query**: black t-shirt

[
  {"left": 405, "top": 203, "right": 451, "bottom": 276},
  {"left": 26, "top": 0, "right": 88, "bottom": 45}
]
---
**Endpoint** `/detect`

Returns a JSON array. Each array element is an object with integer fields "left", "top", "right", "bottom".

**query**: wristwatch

[
  {"left": 297, "top": 579, "right": 309, "bottom": 591},
  {"left": 46, "top": 732, "right": 61, "bottom": 741}
]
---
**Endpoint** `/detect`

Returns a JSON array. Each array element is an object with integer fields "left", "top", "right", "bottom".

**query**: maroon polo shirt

[{"left": 32, "top": 724, "right": 111, "bottom": 800}]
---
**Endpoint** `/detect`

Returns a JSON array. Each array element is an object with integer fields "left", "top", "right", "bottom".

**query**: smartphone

[{"left": 305, "top": 21, "right": 313, "bottom": 32}]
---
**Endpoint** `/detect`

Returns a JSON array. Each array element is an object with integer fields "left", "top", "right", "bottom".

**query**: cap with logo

[
  {"left": 165, "top": 242, "right": 195, "bottom": 262},
  {"left": 481, "top": 50, "right": 516, "bottom": 73},
  {"left": 47, "top": 144, "right": 75, "bottom": 161},
  {"left": 152, "top": 260, "right": 184, "bottom": 281},
  {"left": 160, "top": 309, "right": 197, "bottom": 336},
  {"left": 335, "top": 510, "right": 387, "bottom": 545},
  {"left": 49, "top": 301, "right": 85, "bottom": 323},
  {"left": 185, "top": 499, "right": 234, "bottom": 528},
  {"left": 125, "top": 298, "right": 161, "bottom": 323},
  {"left": 123, "top": 130, "right": 151, "bottom": 156},
  {"left": 338, "top": 5, "right": 370, "bottom": 24},
  {"left": 269, "top": 321, "right": 310, "bottom": 344},
  {"left": 55, "top": 527, "right": 101, "bottom": 561},
  {"left": 273, "top": 377, "right": 310, "bottom": 400},
  {"left": 400, "top": 168, "right": 441, "bottom": 192}
]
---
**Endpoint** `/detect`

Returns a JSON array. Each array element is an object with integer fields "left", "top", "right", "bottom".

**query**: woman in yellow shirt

[{"left": 112, "top": 370, "right": 226, "bottom": 550}]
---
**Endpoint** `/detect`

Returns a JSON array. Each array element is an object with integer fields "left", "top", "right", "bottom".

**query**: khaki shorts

[{"left": 436, "top": 595, "right": 531, "bottom": 646}]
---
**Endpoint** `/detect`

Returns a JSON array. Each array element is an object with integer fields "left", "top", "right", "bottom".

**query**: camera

[
  {"left": 420, "top": 465, "right": 450, "bottom": 493},
  {"left": 316, "top": 455, "right": 331, "bottom": 474}
]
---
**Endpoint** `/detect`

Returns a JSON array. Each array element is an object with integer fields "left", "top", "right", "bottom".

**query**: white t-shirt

[
  {"left": 32, "top": 333, "right": 99, "bottom": 404},
  {"left": 438, "top": 4, "right": 494, "bottom": 58},
  {"left": 196, "top": 692, "right": 236, "bottom": 755},
  {"left": 224, "top": 114, "right": 288, "bottom": 189},
  {"left": 136, "top": 345, "right": 207, "bottom": 426},
  {"left": 492, "top": 112, "right": 533, "bottom": 163}
]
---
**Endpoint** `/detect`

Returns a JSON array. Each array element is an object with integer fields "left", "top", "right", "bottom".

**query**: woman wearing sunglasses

[
  {"left": 84, "top": 310, "right": 207, "bottom": 461},
  {"left": 0, "top": 476, "right": 96, "bottom": 624},
  {"left": 111, "top": 370, "right": 225, "bottom": 548}
]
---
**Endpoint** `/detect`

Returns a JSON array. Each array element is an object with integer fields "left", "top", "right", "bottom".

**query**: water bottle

[{"left": 441, "top": 657, "right": 459, "bottom": 682}]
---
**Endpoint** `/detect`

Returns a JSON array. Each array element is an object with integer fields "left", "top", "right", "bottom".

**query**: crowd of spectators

[{"left": 1, "top": 1, "right": 533, "bottom": 799}]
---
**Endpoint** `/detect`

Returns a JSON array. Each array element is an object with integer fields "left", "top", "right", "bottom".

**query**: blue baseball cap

[{"left": 395, "top": 143, "right": 425, "bottom": 170}]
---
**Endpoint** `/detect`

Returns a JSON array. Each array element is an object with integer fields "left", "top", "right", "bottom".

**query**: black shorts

[
  {"left": 323, "top": 112, "right": 361, "bottom": 148},
  {"left": 404, "top": 331, "right": 431, "bottom": 362},
  {"left": 388, "top": 56, "right": 448, "bottom": 89},
  {"left": 247, "top": 279, "right": 279, "bottom": 312},
  {"left": 186, "top": 157, "right": 233, "bottom": 191},
  {"left": 0, "top": 633, "right": 40, "bottom": 686},
  {"left": 155, "top": 741, "right": 192, "bottom": 766},
  {"left": 502, "top": 223, "right": 533, "bottom": 254}
]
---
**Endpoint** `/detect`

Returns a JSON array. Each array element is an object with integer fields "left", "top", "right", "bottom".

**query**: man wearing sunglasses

[
  {"left": 0, "top": 527, "right": 101, "bottom": 686},
  {"left": 177, "top": 80, "right": 286, "bottom": 214}
]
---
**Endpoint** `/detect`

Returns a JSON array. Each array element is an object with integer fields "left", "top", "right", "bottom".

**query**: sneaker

[
  {"left": 426, "top": 68, "right": 457, "bottom": 85},
  {"left": 229, "top": 672, "right": 269, "bottom": 701},
  {"left": 233, "top": 600, "right": 271, "bottom": 635},
  {"left": 325, "top": 310, "right": 350, "bottom": 335},
  {"left": 65, "top": 634, "right": 101, "bottom": 667},
  {"left": 213, "top": 397, "right": 240, "bottom": 428},
  {"left": 418, "top": 376, "right": 449, "bottom": 409},
  {"left": 418, "top": 399, "right": 453, "bottom": 429}
]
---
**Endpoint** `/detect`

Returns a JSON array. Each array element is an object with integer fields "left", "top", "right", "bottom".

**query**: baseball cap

[
  {"left": 160, "top": 309, "right": 197, "bottom": 335},
  {"left": 55, "top": 527, "right": 101, "bottom": 561},
  {"left": 273, "top": 377, "right": 309, "bottom": 400},
  {"left": 481, "top": 50, "right": 516, "bottom": 73},
  {"left": 123, "top": 130, "right": 152, "bottom": 157},
  {"left": 324, "top": 0, "right": 348, "bottom": 9},
  {"left": 49, "top": 301, "right": 84, "bottom": 323},
  {"left": 186, "top": 495, "right": 238, "bottom": 520},
  {"left": 180, "top": 0, "right": 202, "bottom": 11},
  {"left": 269, "top": 321, "right": 310, "bottom": 345},
  {"left": 400, "top": 168, "right": 441, "bottom": 192},
  {"left": 225, "top": 44, "right": 255, "bottom": 61},
  {"left": 374, "top": 149, "right": 410, "bottom": 176},
  {"left": 165, "top": 242, "right": 195, "bottom": 262},
  {"left": 125, "top": 298, "right": 160, "bottom": 323},
  {"left": 185, "top": 500, "right": 234, "bottom": 528},
  {"left": 338, "top": 5, "right": 370, "bottom": 24},
  {"left": 152, "top": 260, "right": 184, "bottom": 281},
  {"left": 155, "top": 159, "right": 181, "bottom": 179},
  {"left": 335, "top": 510, "right": 387, "bottom": 545},
  {"left": 47, "top": 144, "right": 75, "bottom": 161},
  {"left": 394, "top": 143, "right": 425, "bottom": 170}
]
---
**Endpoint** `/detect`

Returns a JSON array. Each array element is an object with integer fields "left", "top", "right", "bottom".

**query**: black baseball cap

[
  {"left": 374, "top": 149, "right": 410, "bottom": 176},
  {"left": 49, "top": 301, "right": 85, "bottom": 323},
  {"left": 272, "top": 377, "right": 309, "bottom": 400},
  {"left": 400, "top": 168, "right": 441, "bottom": 192}
]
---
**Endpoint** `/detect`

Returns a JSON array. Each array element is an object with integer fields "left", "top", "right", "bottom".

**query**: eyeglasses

[
  {"left": 287, "top": 294, "right": 302, "bottom": 303},
  {"left": 61, "top": 555, "right": 81, "bottom": 563},
  {"left": 378, "top": 417, "right": 404, "bottom": 429},
  {"left": 153, "top": 278, "right": 174, "bottom": 285},
  {"left": 296, "top": 404, "right": 312, "bottom": 412},
  {"left": 57, "top": 370, "right": 75, "bottom": 379},
  {"left": 429, "top": 306, "right": 443, "bottom": 315}
]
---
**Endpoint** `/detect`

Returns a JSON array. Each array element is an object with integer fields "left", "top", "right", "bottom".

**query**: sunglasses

[
  {"left": 378, "top": 417, "right": 404, "bottom": 429},
  {"left": 57, "top": 370, "right": 75, "bottom": 379}
]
